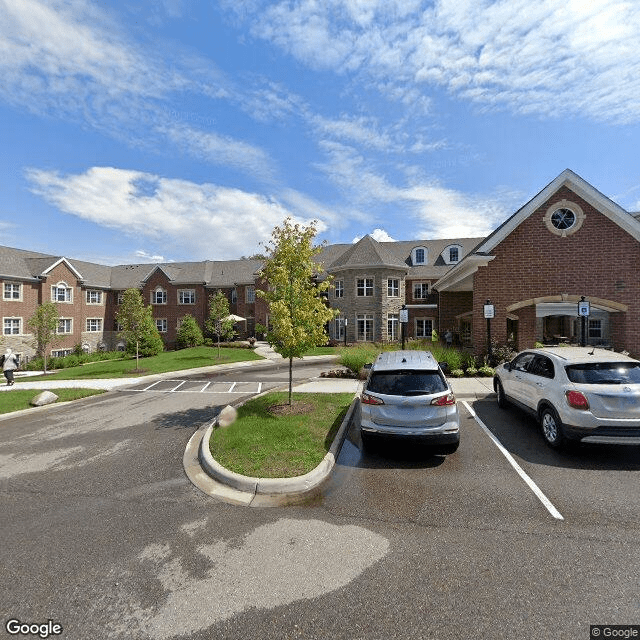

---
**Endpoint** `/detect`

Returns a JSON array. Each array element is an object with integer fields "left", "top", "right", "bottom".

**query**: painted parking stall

[{"left": 128, "top": 379, "right": 264, "bottom": 394}]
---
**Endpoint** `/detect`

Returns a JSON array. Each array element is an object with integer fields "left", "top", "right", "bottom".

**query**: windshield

[
  {"left": 367, "top": 370, "right": 447, "bottom": 396},
  {"left": 566, "top": 362, "right": 640, "bottom": 384}
]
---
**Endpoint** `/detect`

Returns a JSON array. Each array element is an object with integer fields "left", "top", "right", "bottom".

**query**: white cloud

[
  {"left": 240, "top": 0, "right": 640, "bottom": 123},
  {"left": 26, "top": 167, "right": 325, "bottom": 261},
  {"left": 352, "top": 228, "right": 396, "bottom": 243}
]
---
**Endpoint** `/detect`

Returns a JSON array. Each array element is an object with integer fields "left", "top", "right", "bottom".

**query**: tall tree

[
  {"left": 205, "top": 291, "right": 235, "bottom": 358},
  {"left": 27, "top": 301, "right": 61, "bottom": 374},
  {"left": 116, "top": 288, "right": 162, "bottom": 370},
  {"left": 258, "top": 218, "right": 336, "bottom": 405}
]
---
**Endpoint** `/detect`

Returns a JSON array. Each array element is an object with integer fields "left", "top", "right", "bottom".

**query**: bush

[
  {"left": 339, "top": 344, "right": 381, "bottom": 376},
  {"left": 450, "top": 369, "right": 465, "bottom": 378},
  {"left": 478, "top": 366, "right": 495, "bottom": 377},
  {"left": 465, "top": 366, "right": 478, "bottom": 377},
  {"left": 176, "top": 314, "right": 204, "bottom": 349}
]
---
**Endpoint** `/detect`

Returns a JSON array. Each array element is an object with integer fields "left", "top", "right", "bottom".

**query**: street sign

[
  {"left": 483, "top": 304, "right": 495, "bottom": 319},
  {"left": 578, "top": 301, "right": 590, "bottom": 317},
  {"left": 399, "top": 309, "right": 409, "bottom": 323}
]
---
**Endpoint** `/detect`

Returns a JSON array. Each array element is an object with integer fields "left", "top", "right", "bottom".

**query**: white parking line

[
  {"left": 170, "top": 381, "right": 186, "bottom": 392},
  {"left": 142, "top": 380, "right": 163, "bottom": 392},
  {"left": 228, "top": 382, "right": 237, "bottom": 392},
  {"left": 463, "top": 401, "right": 564, "bottom": 521},
  {"left": 200, "top": 382, "right": 211, "bottom": 392}
]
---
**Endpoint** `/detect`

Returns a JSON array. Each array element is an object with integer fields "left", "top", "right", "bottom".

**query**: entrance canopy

[{"left": 535, "top": 303, "right": 610, "bottom": 318}]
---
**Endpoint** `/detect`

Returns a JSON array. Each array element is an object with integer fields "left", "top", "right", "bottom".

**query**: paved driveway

[{"left": 1, "top": 384, "right": 638, "bottom": 640}]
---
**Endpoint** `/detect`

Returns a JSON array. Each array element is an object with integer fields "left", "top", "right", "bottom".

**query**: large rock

[
  {"left": 30, "top": 391, "right": 59, "bottom": 407},
  {"left": 216, "top": 405, "right": 238, "bottom": 428}
]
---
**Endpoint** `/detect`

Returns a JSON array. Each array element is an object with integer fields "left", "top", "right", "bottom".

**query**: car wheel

[
  {"left": 540, "top": 406, "right": 565, "bottom": 449},
  {"left": 495, "top": 380, "right": 507, "bottom": 409}
]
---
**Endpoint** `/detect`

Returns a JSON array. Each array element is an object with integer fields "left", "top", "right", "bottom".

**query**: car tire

[
  {"left": 539, "top": 406, "right": 565, "bottom": 449},
  {"left": 495, "top": 380, "right": 507, "bottom": 409}
]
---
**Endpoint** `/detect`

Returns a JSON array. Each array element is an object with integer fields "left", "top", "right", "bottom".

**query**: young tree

[
  {"left": 205, "top": 291, "right": 235, "bottom": 358},
  {"left": 116, "top": 288, "right": 163, "bottom": 370},
  {"left": 176, "top": 314, "right": 204, "bottom": 349},
  {"left": 27, "top": 301, "right": 61, "bottom": 374},
  {"left": 258, "top": 218, "right": 336, "bottom": 405}
]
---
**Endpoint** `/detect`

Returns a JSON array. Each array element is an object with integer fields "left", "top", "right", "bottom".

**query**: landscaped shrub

[
  {"left": 339, "top": 344, "right": 381, "bottom": 376},
  {"left": 25, "top": 350, "right": 124, "bottom": 371},
  {"left": 450, "top": 369, "right": 465, "bottom": 378},
  {"left": 477, "top": 365, "right": 495, "bottom": 377},
  {"left": 465, "top": 366, "right": 478, "bottom": 377},
  {"left": 176, "top": 314, "right": 204, "bottom": 349}
]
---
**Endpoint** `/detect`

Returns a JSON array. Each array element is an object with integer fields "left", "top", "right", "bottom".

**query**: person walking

[{"left": 2, "top": 348, "right": 19, "bottom": 386}]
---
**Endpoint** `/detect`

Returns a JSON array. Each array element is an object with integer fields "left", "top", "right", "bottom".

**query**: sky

[{"left": 1, "top": 0, "right": 640, "bottom": 265}]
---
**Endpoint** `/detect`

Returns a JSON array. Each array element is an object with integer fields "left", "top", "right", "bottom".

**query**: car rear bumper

[
  {"left": 563, "top": 424, "right": 640, "bottom": 445},
  {"left": 360, "top": 419, "right": 460, "bottom": 443}
]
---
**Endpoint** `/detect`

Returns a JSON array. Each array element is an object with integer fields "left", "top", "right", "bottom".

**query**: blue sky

[{"left": 2, "top": 0, "right": 640, "bottom": 264}]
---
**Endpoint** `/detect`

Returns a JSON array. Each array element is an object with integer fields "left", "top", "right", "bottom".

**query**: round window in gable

[
  {"left": 543, "top": 200, "right": 585, "bottom": 237},
  {"left": 551, "top": 208, "right": 576, "bottom": 230}
]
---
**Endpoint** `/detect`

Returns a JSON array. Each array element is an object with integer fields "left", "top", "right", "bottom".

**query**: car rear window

[
  {"left": 566, "top": 362, "right": 640, "bottom": 384},
  {"left": 366, "top": 370, "right": 447, "bottom": 396}
]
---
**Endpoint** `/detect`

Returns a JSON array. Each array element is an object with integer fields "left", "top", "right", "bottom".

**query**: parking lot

[{"left": 127, "top": 378, "right": 266, "bottom": 395}]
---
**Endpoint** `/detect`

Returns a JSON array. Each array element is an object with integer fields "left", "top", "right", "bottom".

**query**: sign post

[
  {"left": 343, "top": 317, "right": 348, "bottom": 347},
  {"left": 484, "top": 299, "right": 495, "bottom": 365},
  {"left": 578, "top": 297, "right": 590, "bottom": 347},
  {"left": 400, "top": 305, "right": 408, "bottom": 349}
]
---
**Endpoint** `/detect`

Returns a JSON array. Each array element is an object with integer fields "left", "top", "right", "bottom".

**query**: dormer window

[
  {"left": 442, "top": 244, "right": 463, "bottom": 265},
  {"left": 412, "top": 247, "right": 427, "bottom": 265}
]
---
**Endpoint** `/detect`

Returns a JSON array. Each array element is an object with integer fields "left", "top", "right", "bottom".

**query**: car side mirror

[
  {"left": 505, "top": 362, "right": 512, "bottom": 371},
  {"left": 438, "top": 361, "right": 450, "bottom": 374}
]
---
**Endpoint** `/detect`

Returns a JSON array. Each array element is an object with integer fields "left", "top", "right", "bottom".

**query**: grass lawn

[
  {"left": 0, "top": 389, "right": 106, "bottom": 414},
  {"left": 301, "top": 346, "right": 340, "bottom": 356},
  {"left": 209, "top": 391, "right": 355, "bottom": 478},
  {"left": 25, "top": 346, "right": 265, "bottom": 380}
]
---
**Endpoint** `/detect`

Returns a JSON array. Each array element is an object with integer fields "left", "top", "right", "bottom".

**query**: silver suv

[
  {"left": 493, "top": 347, "right": 640, "bottom": 448},
  {"left": 356, "top": 350, "right": 459, "bottom": 454}
]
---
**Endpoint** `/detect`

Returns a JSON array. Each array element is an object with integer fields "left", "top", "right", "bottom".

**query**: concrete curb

[{"left": 195, "top": 394, "right": 359, "bottom": 504}]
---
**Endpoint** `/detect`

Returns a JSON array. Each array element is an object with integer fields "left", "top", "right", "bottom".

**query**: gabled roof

[
  {"left": 434, "top": 169, "right": 640, "bottom": 293},
  {"left": 326, "top": 235, "right": 409, "bottom": 272}
]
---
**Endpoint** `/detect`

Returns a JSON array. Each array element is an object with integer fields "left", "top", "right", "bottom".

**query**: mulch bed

[{"left": 267, "top": 401, "right": 315, "bottom": 416}]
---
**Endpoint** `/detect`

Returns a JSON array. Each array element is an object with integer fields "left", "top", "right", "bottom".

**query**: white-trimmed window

[
  {"left": 152, "top": 288, "right": 167, "bottom": 305},
  {"left": 117, "top": 291, "right": 125, "bottom": 304},
  {"left": 231, "top": 288, "right": 237, "bottom": 304},
  {"left": 387, "top": 278, "right": 399, "bottom": 297},
  {"left": 412, "top": 247, "right": 427, "bottom": 265},
  {"left": 588, "top": 319, "right": 602, "bottom": 339},
  {"left": 52, "top": 282, "right": 72, "bottom": 303},
  {"left": 388, "top": 313, "right": 399, "bottom": 341},
  {"left": 449, "top": 247, "right": 459, "bottom": 262},
  {"left": 335, "top": 280, "right": 344, "bottom": 298},
  {"left": 3, "top": 283, "right": 22, "bottom": 301},
  {"left": 416, "top": 318, "right": 433, "bottom": 338},
  {"left": 3, "top": 317, "right": 21, "bottom": 335},
  {"left": 52, "top": 349, "right": 73, "bottom": 358},
  {"left": 246, "top": 286, "right": 256, "bottom": 303},
  {"left": 57, "top": 318, "right": 73, "bottom": 334},
  {"left": 86, "top": 318, "right": 103, "bottom": 332},
  {"left": 356, "top": 278, "right": 374, "bottom": 297},
  {"left": 334, "top": 315, "right": 345, "bottom": 340},
  {"left": 179, "top": 289, "right": 195, "bottom": 304},
  {"left": 413, "top": 282, "right": 430, "bottom": 299},
  {"left": 155, "top": 318, "right": 168, "bottom": 333},
  {"left": 356, "top": 314, "right": 374, "bottom": 341},
  {"left": 86, "top": 290, "right": 103, "bottom": 304}
]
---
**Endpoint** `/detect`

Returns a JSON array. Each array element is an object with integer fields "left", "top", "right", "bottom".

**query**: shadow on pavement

[
  {"left": 470, "top": 399, "right": 640, "bottom": 471},
  {"left": 151, "top": 406, "right": 220, "bottom": 431}
]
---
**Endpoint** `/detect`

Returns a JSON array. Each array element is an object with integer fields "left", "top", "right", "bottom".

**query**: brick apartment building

[{"left": 2, "top": 169, "right": 640, "bottom": 360}]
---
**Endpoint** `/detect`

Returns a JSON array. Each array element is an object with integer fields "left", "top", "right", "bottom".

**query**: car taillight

[
  {"left": 566, "top": 390, "right": 589, "bottom": 410},
  {"left": 361, "top": 392, "right": 384, "bottom": 405},
  {"left": 431, "top": 393, "right": 456, "bottom": 406}
]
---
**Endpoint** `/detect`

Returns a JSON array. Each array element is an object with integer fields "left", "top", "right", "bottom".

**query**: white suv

[{"left": 493, "top": 347, "right": 640, "bottom": 448}]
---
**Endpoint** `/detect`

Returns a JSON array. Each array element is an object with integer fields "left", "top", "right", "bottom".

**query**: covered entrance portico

[{"left": 506, "top": 295, "right": 627, "bottom": 348}]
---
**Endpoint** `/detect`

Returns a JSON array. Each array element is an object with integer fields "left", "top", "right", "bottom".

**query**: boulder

[
  {"left": 216, "top": 405, "right": 238, "bottom": 428},
  {"left": 30, "top": 391, "right": 59, "bottom": 407}
]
